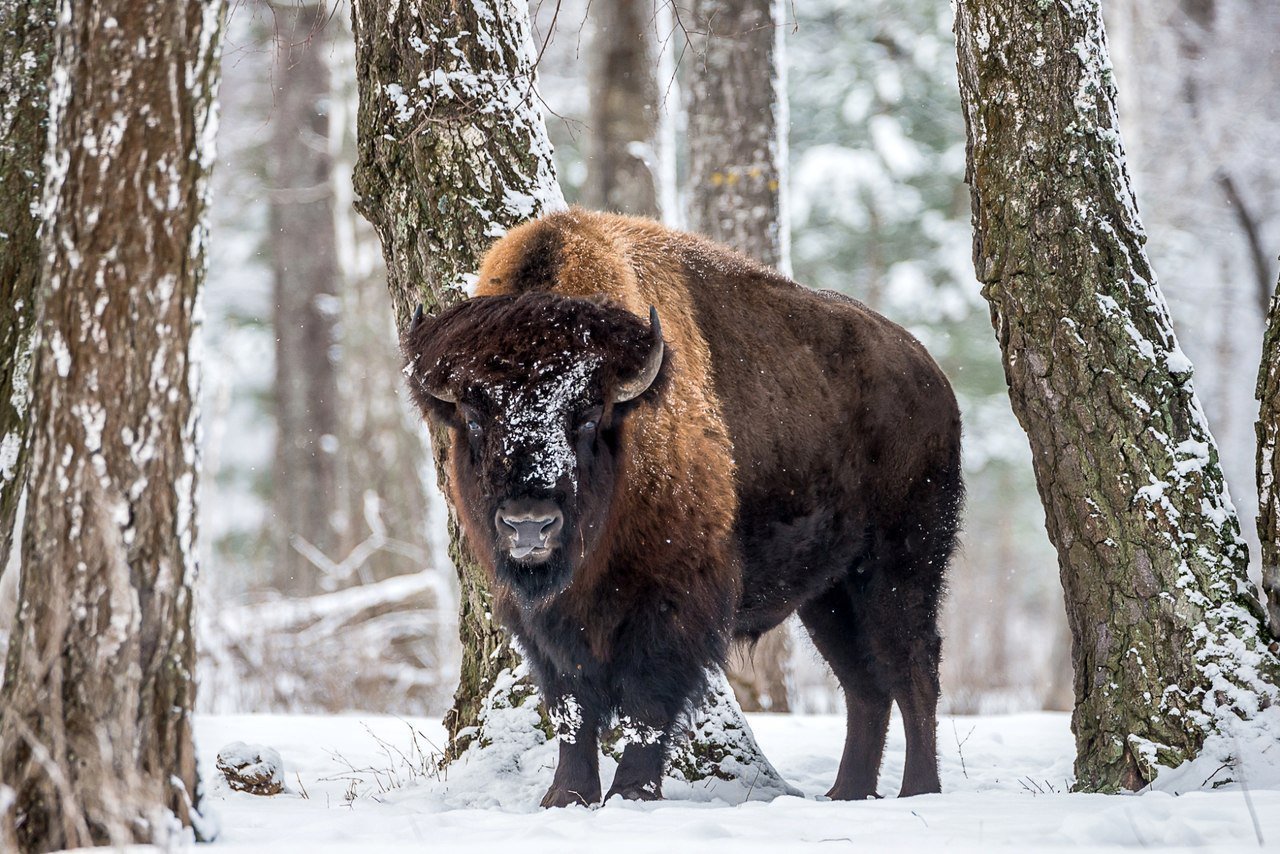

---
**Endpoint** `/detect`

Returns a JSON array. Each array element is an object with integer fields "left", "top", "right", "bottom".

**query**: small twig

[
  {"left": 952, "top": 721, "right": 976, "bottom": 780},
  {"left": 295, "top": 772, "right": 310, "bottom": 800}
]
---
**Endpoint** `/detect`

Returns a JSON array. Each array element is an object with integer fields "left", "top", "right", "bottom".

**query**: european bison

[{"left": 402, "top": 209, "right": 962, "bottom": 807}]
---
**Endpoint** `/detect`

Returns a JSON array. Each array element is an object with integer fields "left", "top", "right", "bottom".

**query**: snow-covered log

[{"left": 200, "top": 571, "right": 452, "bottom": 714}]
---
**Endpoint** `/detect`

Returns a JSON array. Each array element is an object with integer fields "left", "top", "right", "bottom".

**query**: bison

[{"left": 402, "top": 209, "right": 962, "bottom": 807}]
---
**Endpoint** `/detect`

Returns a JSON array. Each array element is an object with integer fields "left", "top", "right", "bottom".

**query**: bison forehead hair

[{"left": 401, "top": 293, "right": 667, "bottom": 487}]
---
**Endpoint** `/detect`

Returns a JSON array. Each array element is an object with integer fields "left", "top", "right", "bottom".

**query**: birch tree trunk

[
  {"left": 269, "top": 0, "right": 343, "bottom": 594},
  {"left": 685, "top": 0, "right": 791, "bottom": 712},
  {"left": 0, "top": 0, "right": 53, "bottom": 579},
  {"left": 1259, "top": 275, "right": 1280, "bottom": 636},
  {"left": 0, "top": 1, "right": 222, "bottom": 850},
  {"left": 686, "top": 0, "right": 789, "bottom": 273},
  {"left": 583, "top": 0, "right": 660, "bottom": 217},
  {"left": 954, "top": 0, "right": 1280, "bottom": 791}
]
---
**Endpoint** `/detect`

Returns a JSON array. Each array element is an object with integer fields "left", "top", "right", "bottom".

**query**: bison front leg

[
  {"left": 541, "top": 693, "right": 603, "bottom": 808},
  {"left": 606, "top": 716, "right": 670, "bottom": 802}
]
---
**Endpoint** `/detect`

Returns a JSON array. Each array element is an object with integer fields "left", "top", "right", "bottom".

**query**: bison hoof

[
  {"left": 825, "top": 786, "right": 881, "bottom": 801},
  {"left": 540, "top": 785, "right": 599, "bottom": 809},
  {"left": 605, "top": 782, "right": 662, "bottom": 802}
]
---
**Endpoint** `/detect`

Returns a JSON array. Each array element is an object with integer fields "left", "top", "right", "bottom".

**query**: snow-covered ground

[{"left": 189, "top": 711, "right": 1279, "bottom": 852}]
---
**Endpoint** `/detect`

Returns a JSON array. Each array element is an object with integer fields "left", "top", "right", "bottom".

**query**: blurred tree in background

[{"left": 197, "top": 1, "right": 453, "bottom": 716}]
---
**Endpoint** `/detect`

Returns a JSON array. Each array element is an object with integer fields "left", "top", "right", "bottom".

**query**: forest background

[{"left": 2, "top": 0, "right": 1276, "bottom": 725}]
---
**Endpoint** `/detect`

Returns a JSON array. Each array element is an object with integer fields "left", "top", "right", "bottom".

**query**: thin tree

[
  {"left": 685, "top": 0, "right": 791, "bottom": 712},
  {"left": 268, "top": 0, "right": 344, "bottom": 593},
  {"left": 583, "top": 0, "right": 661, "bottom": 216},
  {"left": 0, "top": 0, "right": 53, "bottom": 580},
  {"left": 0, "top": 2, "right": 222, "bottom": 849},
  {"left": 1259, "top": 273, "right": 1280, "bottom": 635},
  {"left": 686, "top": 0, "right": 789, "bottom": 272},
  {"left": 350, "top": 0, "right": 787, "bottom": 789},
  {"left": 954, "top": 0, "right": 1280, "bottom": 791}
]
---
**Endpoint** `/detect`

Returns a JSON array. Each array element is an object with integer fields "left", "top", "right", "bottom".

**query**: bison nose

[{"left": 495, "top": 500, "right": 564, "bottom": 559}]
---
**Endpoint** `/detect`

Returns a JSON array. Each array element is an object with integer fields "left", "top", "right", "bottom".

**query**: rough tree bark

[
  {"left": 685, "top": 0, "right": 791, "bottom": 712},
  {"left": 583, "top": 0, "right": 660, "bottom": 217},
  {"left": 0, "top": 1, "right": 222, "bottom": 850},
  {"left": 686, "top": 0, "right": 789, "bottom": 273},
  {"left": 954, "top": 0, "right": 1280, "bottom": 791},
  {"left": 351, "top": 0, "right": 566, "bottom": 763},
  {"left": 1259, "top": 273, "right": 1280, "bottom": 636},
  {"left": 269, "top": 0, "right": 344, "bottom": 594},
  {"left": 0, "top": 0, "right": 53, "bottom": 578},
  {"left": 351, "top": 0, "right": 787, "bottom": 789}
]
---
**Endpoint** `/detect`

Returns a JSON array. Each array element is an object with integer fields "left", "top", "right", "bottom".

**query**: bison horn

[
  {"left": 426, "top": 382, "right": 457, "bottom": 404},
  {"left": 612, "top": 306, "right": 664, "bottom": 404},
  {"left": 410, "top": 303, "right": 425, "bottom": 332}
]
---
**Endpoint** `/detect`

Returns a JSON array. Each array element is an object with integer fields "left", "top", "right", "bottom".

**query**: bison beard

[{"left": 403, "top": 209, "right": 963, "bottom": 807}]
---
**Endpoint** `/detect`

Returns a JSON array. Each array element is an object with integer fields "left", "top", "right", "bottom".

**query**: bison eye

[{"left": 579, "top": 419, "right": 597, "bottom": 432}]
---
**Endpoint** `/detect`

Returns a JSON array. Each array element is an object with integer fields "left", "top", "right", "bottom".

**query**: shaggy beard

[{"left": 495, "top": 547, "right": 576, "bottom": 602}]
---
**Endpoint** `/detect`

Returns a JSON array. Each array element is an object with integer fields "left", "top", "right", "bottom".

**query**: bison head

[{"left": 402, "top": 293, "right": 669, "bottom": 601}]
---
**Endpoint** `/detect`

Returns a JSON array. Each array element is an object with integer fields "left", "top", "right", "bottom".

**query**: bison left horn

[{"left": 612, "top": 306, "right": 664, "bottom": 404}]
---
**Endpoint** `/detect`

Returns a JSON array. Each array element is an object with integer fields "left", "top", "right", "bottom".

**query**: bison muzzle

[{"left": 403, "top": 209, "right": 962, "bottom": 808}]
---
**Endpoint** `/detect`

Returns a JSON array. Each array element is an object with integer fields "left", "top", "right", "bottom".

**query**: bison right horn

[{"left": 612, "top": 306, "right": 664, "bottom": 404}]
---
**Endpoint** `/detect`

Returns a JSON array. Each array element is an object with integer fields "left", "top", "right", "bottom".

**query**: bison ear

[{"left": 612, "top": 306, "right": 664, "bottom": 404}]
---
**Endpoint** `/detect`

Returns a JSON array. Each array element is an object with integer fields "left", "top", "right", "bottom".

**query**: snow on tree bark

[
  {"left": 954, "top": 0, "right": 1280, "bottom": 791},
  {"left": 0, "top": 0, "right": 53, "bottom": 581},
  {"left": 583, "top": 0, "right": 660, "bottom": 217},
  {"left": 686, "top": 0, "right": 789, "bottom": 274},
  {"left": 1259, "top": 274, "right": 1280, "bottom": 637},
  {"left": 0, "top": 1, "right": 222, "bottom": 849},
  {"left": 268, "top": 0, "right": 344, "bottom": 595}
]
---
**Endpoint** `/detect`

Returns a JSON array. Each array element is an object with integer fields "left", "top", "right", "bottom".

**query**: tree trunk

[
  {"left": 685, "top": 0, "right": 791, "bottom": 712},
  {"left": 0, "top": 2, "right": 222, "bottom": 849},
  {"left": 350, "top": 0, "right": 566, "bottom": 763},
  {"left": 583, "top": 0, "right": 660, "bottom": 217},
  {"left": 686, "top": 0, "right": 789, "bottom": 273},
  {"left": 269, "top": 0, "right": 343, "bottom": 594},
  {"left": 1259, "top": 274, "right": 1280, "bottom": 636},
  {"left": 0, "top": 0, "right": 53, "bottom": 581},
  {"left": 351, "top": 1, "right": 787, "bottom": 791},
  {"left": 954, "top": 0, "right": 1280, "bottom": 792}
]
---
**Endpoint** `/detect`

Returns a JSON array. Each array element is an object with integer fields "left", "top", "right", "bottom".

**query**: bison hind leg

[{"left": 799, "top": 586, "right": 892, "bottom": 800}]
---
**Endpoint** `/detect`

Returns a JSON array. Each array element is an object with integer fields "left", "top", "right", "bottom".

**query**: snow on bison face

[{"left": 402, "top": 293, "right": 667, "bottom": 601}]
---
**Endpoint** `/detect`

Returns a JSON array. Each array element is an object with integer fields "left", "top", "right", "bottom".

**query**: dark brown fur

[{"left": 403, "top": 209, "right": 962, "bottom": 806}]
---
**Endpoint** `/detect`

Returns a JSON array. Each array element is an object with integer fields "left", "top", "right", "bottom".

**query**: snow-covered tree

[
  {"left": 0, "top": 1, "right": 222, "bottom": 848},
  {"left": 1107, "top": 0, "right": 1280, "bottom": 582},
  {"left": 350, "top": 0, "right": 565, "bottom": 762},
  {"left": 0, "top": 0, "right": 53, "bottom": 587},
  {"left": 350, "top": 0, "right": 788, "bottom": 791},
  {"left": 954, "top": 0, "right": 1280, "bottom": 790},
  {"left": 1260, "top": 275, "right": 1280, "bottom": 634}
]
